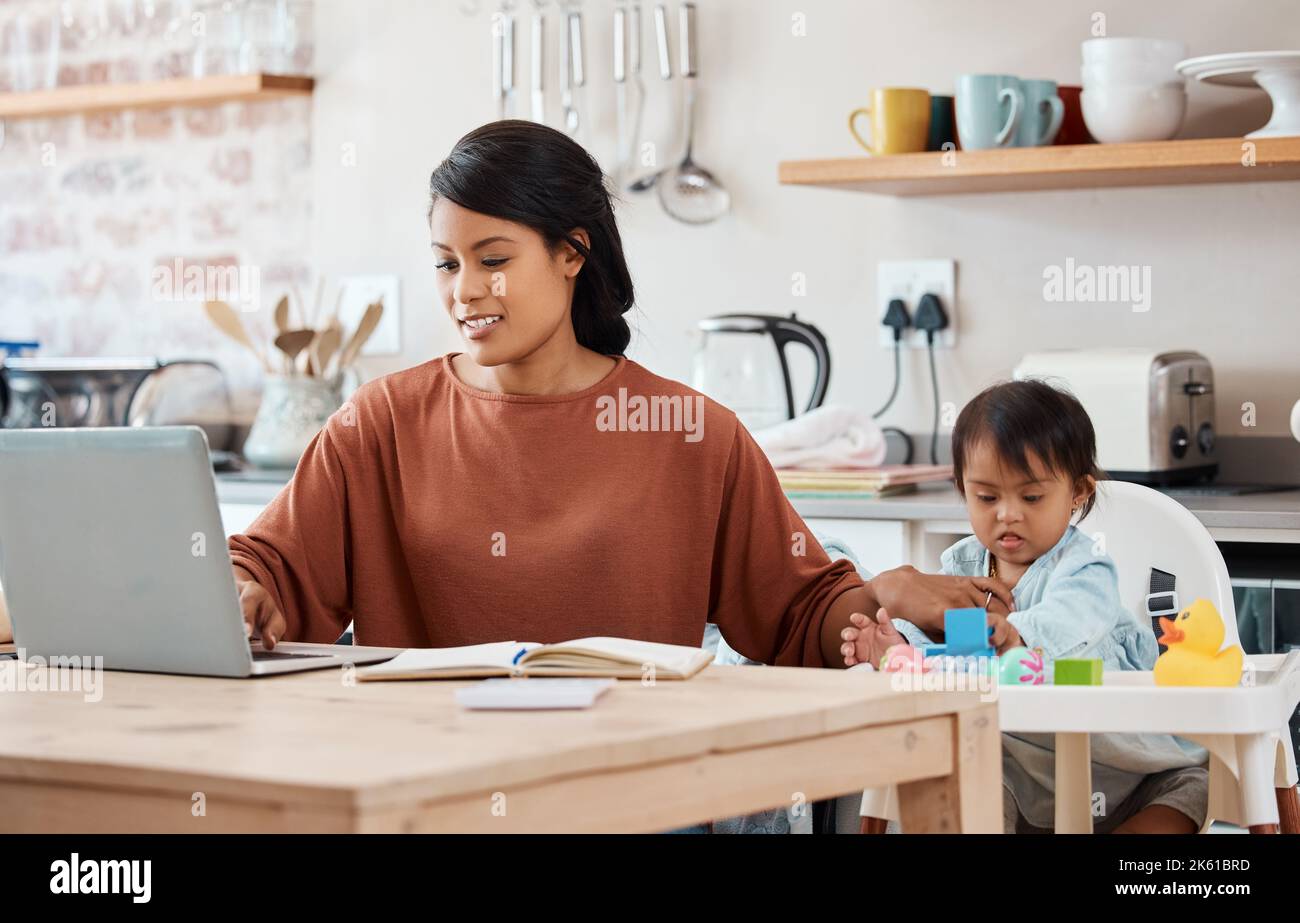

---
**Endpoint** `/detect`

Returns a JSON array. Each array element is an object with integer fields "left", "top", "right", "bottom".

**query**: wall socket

[{"left": 877, "top": 259, "right": 957, "bottom": 349}]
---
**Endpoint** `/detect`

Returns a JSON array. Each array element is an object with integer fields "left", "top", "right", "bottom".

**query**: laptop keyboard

[{"left": 251, "top": 650, "right": 331, "bottom": 662}]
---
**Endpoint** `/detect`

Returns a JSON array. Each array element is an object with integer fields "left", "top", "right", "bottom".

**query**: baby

[{"left": 841, "top": 379, "right": 1207, "bottom": 833}]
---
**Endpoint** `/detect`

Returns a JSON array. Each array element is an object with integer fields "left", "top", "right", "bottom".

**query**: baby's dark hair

[{"left": 951, "top": 379, "right": 1106, "bottom": 520}]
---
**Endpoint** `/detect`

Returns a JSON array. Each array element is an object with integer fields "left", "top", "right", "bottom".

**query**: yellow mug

[{"left": 849, "top": 88, "right": 932, "bottom": 155}]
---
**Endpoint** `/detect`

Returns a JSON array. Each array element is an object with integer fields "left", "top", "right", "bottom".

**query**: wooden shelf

[
  {"left": 778, "top": 137, "right": 1300, "bottom": 196},
  {"left": 0, "top": 73, "right": 314, "bottom": 120}
]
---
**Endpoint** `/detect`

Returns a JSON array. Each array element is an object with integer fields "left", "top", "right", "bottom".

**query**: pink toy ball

[
  {"left": 999, "top": 646, "right": 1046, "bottom": 685},
  {"left": 881, "top": 643, "right": 929, "bottom": 674}
]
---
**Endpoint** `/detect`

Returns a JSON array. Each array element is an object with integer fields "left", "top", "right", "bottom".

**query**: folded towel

[{"left": 752, "top": 404, "right": 887, "bottom": 470}]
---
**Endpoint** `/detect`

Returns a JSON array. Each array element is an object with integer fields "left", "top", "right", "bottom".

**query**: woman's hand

[
  {"left": 840, "top": 608, "right": 907, "bottom": 668},
  {"left": 234, "top": 568, "right": 286, "bottom": 650},
  {"left": 870, "top": 565, "right": 1015, "bottom": 637}
]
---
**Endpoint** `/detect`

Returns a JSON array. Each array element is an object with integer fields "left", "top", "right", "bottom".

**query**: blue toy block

[
  {"left": 944, "top": 608, "right": 994, "bottom": 657},
  {"left": 919, "top": 608, "right": 996, "bottom": 662}
]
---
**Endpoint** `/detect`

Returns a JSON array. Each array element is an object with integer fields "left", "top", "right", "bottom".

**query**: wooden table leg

[
  {"left": 897, "top": 704, "right": 1001, "bottom": 833},
  {"left": 1277, "top": 785, "right": 1300, "bottom": 834},
  {"left": 1055, "top": 732, "right": 1093, "bottom": 834}
]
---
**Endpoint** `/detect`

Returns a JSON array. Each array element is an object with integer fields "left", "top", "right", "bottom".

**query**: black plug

[
  {"left": 914, "top": 292, "right": 948, "bottom": 464},
  {"left": 881, "top": 297, "right": 911, "bottom": 342},
  {"left": 914, "top": 292, "right": 948, "bottom": 343}
]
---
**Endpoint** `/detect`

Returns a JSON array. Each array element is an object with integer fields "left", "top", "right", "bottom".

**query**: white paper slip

[{"left": 454, "top": 678, "right": 617, "bottom": 710}]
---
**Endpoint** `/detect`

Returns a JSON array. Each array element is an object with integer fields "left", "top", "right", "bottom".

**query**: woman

[{"left": 227, "top": 120, "right": 1013, "bottom": 664}]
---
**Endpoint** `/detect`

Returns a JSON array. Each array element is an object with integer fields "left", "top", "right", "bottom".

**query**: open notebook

[{"left": 357, "top": 637, "right": 714, "bottom": 682}]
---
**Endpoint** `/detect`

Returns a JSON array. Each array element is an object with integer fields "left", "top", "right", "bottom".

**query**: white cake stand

[{"left": 1177, "top": 51, "right": 1300, "bottom": 138}]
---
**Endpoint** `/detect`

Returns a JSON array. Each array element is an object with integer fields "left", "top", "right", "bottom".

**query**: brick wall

[{"left": 0, "top": 0, "right": 316, "bottom": 417}]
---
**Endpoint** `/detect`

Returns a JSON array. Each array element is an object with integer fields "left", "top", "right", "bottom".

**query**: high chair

[{"left": 860, "top": 479, "right": 1300, "bottom": 834}]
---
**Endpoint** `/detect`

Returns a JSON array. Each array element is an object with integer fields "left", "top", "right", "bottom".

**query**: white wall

[{"left": 311, "top": 0, "right": 1300, "bottom": 439}]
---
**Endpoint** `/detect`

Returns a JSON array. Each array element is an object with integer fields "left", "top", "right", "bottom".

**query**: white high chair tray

[
  {"left": 998, "top": 652, "right": 1300, "bottom": 832},
  {"left": 997, "top": 653, "right": 1300, "bottom": 735}
]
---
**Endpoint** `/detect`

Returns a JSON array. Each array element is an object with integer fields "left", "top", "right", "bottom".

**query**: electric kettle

[{"left": 691, "top": 313, "right": 831, "bottom": 432}]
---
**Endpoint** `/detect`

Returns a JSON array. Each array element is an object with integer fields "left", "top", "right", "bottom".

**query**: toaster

[{"left": 1013, "top": 348, "right": 1217, "bottom": 485}]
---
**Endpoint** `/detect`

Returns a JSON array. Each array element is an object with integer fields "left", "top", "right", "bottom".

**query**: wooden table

[{"left": 0, "top": 660, "right": 1001, "bottom": 833}]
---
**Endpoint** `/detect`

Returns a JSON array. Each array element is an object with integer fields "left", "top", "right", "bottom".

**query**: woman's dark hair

[
  {"left": 427, "top": 120, "right": 634, "bottom": 356},
  {"left": 951, "top": 379, "right": 1107, "bottom": 519}
]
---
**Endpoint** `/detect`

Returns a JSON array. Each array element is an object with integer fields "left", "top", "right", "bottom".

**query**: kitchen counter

[
  {"left": 216, "top": 472, "right": 1300, "bottom": 542},
  {"left": 216, "top": 470, "right": 292, "bottom": 506},
  {"left": 791, "top": 483, "right": 1300, "bottom": 537}
]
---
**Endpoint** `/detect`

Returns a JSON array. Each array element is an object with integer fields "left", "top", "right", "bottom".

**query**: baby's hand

[
  {"left": 987, "top": 609, "right": 1023, "bottom": 654},
  {"left": 840, "top": 608, "right": 907, "bottom": 668}
]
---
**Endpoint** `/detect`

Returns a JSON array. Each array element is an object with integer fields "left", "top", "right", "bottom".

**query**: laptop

[{"left": 0, "top": 426, "right": 397, "bottom": 677}]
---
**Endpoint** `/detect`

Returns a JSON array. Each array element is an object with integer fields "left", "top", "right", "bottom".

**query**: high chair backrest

[{"left": 1075, "top": 480, "right": 1240, "bottom": 650}]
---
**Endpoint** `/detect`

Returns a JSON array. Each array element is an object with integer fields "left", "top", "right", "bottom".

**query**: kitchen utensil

[
  {"left": 848, "top": 87, "right": 931, "bottom": 155},
  {"left": 614, "top": 4, "right": 629, "bottom": 170},
  {"left": 616, "top": 2, "right": 647, "bottom": 185},
  {"left": 307, "top": 326, "right": 341, "bottom": 378},
  {"left": 569, "top": 1, "right": 587, "bottom": 135},
  {"left": 334, "top": 301, "right": 385, "bottom": 374},
  {"left": 310, "top": 277, "right": 326, "bottom": 328},
  {"left": 492, "top": 0, "right": 517, "bottom": 120},
  {"left": 273, "top": 329, "right": 315, "bottom": 374},
  {"left": 955, "top": 74, "right": 1024, "bottom": 149},
  {"left": 1081, "top": 83, "right": 1186, "bottom": 142},
  {"left": 1014, "top": 349, "right": 1216, "bottom": 485},
  {"left": 273, "top": 294, "right": 290, "bottom": 334},
  {"left": 503, "top": 1, "right": 517, "bottom": 117},
  {"left": 627, "top": 2, "right": 673, "bottom": 193},
  {"left": 529, "top": 0, "right": 546, "bottom": 123},
  {"left": 556, "top": 0, "right": 584, "bottom": 136},
  {"left": 926, "top": 94, "right": 956, "bottom": 151},
  {"left": 1014, "top": 79, "right": 1065, "bottom": 146},
  {"left": 691, "top": 313, "right": 831, "bottom": 432},
  {"left": 1053, "top": 85, "right": 1094, "bottom": 145},
  {"left": 657, "top": 2, "right": 729, "bottom": 225},
  {"left": 204, "top": 299, "right": 270, "bottom": 371},
  {"left": 1177, "top": 51, "right": 1300, "bottom": 138},
  {"left": 558, "top": 1, "right": 573, "bottom": 133}
]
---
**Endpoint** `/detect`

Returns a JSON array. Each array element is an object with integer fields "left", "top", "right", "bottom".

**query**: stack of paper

[{"left": 777, "top": 464, "right": 953, "bottom": 499}]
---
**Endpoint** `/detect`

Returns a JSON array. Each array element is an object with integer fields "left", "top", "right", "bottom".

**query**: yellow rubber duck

[{"left": 1153, "top": 598, "right": 1244, "bottom": 687}]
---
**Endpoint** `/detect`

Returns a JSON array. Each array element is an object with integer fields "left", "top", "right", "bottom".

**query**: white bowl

[
  {"left": 1081, "top": 84, "right": 1187, "bottom": 142},
  {"left": 1082, "top": 37, "right": 1188, "bottom": 66},
  {"left": 1082, "top": 61, "right": 1185, "bottom": 88}
]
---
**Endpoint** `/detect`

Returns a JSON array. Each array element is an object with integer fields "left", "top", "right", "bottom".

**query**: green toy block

[{"left": 1054, "top": 658, "right": 1103, "bottom": 686}]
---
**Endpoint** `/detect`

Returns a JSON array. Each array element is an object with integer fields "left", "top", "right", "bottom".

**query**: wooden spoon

[
  {"left": 273, "top": 295, "right": 291, "bottom": 335},
  {"left": 308, "top": 326, "right": 342, "bottom": 378},
  {"left": 204, "top": 300, "right": 270, "bottom": 371},
  {"left": 334, "top": 300, "right": 384, "bottom": 374},
  {"left": 274, "top": 329, "right": 316, "bottom": 376}
]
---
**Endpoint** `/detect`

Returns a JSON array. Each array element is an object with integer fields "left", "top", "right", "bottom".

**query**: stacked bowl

[{"left": 1081, "top": 37, "right": 1188, "bottom": 142}]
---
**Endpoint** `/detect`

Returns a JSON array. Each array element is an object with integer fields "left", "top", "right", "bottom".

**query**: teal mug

[
  {"left": 955, "top": 74, "right": 1024, "bottom": 149},
  {"left": 1015, "top": 79, "right": 1065, "bottom": 146}
]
